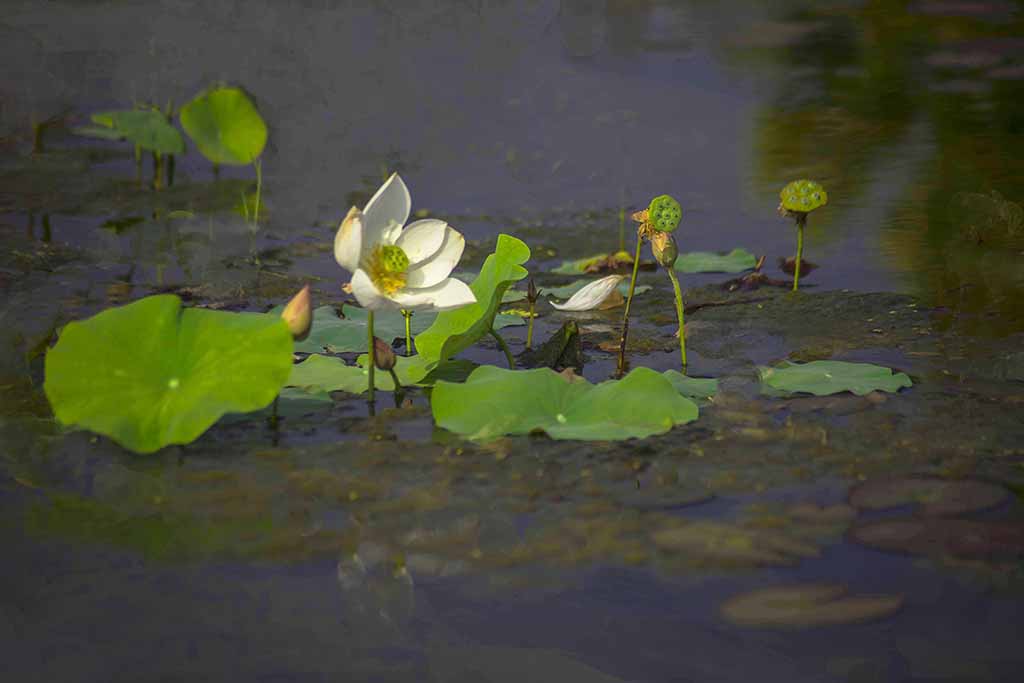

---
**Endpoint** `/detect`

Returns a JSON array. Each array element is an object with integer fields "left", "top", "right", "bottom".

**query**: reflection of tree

[{"left": 743, "top": 1, "right": 1024, "bottom": 331}]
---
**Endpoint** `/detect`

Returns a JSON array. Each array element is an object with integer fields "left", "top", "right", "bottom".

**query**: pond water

[{"left": 3, "top": 1, "right": 1024, "bottom": 681}]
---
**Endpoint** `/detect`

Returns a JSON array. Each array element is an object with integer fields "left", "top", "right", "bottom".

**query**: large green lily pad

[
  {"left": 416, "top": 234, "right": 531, "bottom": 363},
  {"left": 180, "top": 86, "right": 267, "bottom": 165},
  {"left": 44, "top": 295, "right": 293, "bottom": 454},
  {"left": 720, "top": 584, "right": 902, "bottom": 628},
  {"left": 760, "top": 360, "right": 912, "bottom": 396},
  {"left": 84, "top": 110, "right": 185, "bottom": 155},
  {"left": 431, "top": 365, "right": 698, "bottom": 440},
  {"left": 675, "top": 248, "right": 758, "bottom": 274}
]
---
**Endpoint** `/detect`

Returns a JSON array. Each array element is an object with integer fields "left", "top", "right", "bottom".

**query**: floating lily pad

[
  {"left": 416, "top": 234, "right": 531, "bottom": 363},
  {"left": 675, "top": 248, "right": 758, "bottom": 274},
  {"left": 613, "top": 483, "right": 714, "bottom": 510},
  {"left": 287, "top": 353, "right": 475, "bottom": 394},
  {"left": 849, "top": 477, "right": 1008, "bottom": 516},
  {"left": 180, "top": 86, "right": 267, "bottom": 165},
  {"left": 431, "top": 366, "right": 698, "bottom": 441},
  {"left": 849, "top": 518, "right": 1024, "bottom": 559},
  {"left": 761, "top": 360, "right": 912, "bottom": 396},
  {"left": 662, "top": 370, "right": 718, "bottom": 400},
  {"left": 44, "top": 295, "right": 293, "bottom": 453},
  {"left": 550, "top": 250, "right": 639, "bottom": 275},
  {"left": 652, "top": 521, "right": 820, "bottom": 567},
  {"left": 780, "top": 179, "right": 828, "bottom": 213},
  {"left": 720, "top": 584, "right": 902, "bottom": 628},
  {"left": 86, "top": 109, "right": 185, "bottom": 155}
]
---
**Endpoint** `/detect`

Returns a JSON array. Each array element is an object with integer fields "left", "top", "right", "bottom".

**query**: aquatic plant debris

[
  {"left": 542, "top": 279, "right": 650, "bottom": 301},
  {"left": 415, "top": 234, "right": 530, "bottom": 363},
  {"left": 431, "top": 366, "right": 698, "bottom": 440},
  {"left": 720, "top": 584, "right": 903, "bottom": 628},
  {"left": 44, "top": 295, "right": 293, "bottom": 453},
  {"left": 760, "top": 360, "right": 912, "bottom": 396},
  {"left": 549, "top": 275, "right": 625, "bottom": 311}
]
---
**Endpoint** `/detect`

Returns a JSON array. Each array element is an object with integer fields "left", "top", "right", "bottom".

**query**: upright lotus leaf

[
  {"left": 180, "top": 86, "right": 267, "bottom": 165},
  {"left": 780, "top": 179, "right": 828, "bottom": 213},
  {"left": 415, "top": 234, "right": 531, "bottom": 363},
  {"left": 674, "top": 248, "right": 758, "bottom": 274},
  {"left": 44, "top": 295, "right": 293, "bottom": 454},
  {"left": 760, "top": 360, "right": 912, "bottom": 396},
  {"left": 84, "top": 110, "right": 185, "bottom": 155},
  {"left": 431, "top": 366, "right": 698, "bottom": 440}
]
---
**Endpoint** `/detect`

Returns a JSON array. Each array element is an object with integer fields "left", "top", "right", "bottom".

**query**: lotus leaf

[
  {"left": 44, "top": 295, "right": 293, "bottom": 453},
  {"left": 720, "top": 584, "right": 902, "bottom": 628},
  {"left": 180, "top": 86, "right": 267, "bottom": 165},
  {"left": 760, "top": 360, "right": 912, "bottom": 396},
  {"left": 415, "top": 234, "right": 531, "bottom": 363},
  {"left": 849, "top": 477, "right": 1008, "bottom": 516},
  {"left": 87, "top": 110, "right": 184, "bottom": 155},
  {"left": 675, "top": 248, "right": 758, "bottom": 274},
  {"left": 662, "top": 370, "right": 718, "bottom": 400},
  {"left": 287, "top": 353, "right": 475, "bottom": 394},
  {"left": 431, "top": 366, "right": 698, "bottom": 440}
]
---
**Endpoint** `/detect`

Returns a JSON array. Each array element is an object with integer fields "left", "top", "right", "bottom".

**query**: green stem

[
  {"left": 667, "top": 267, "right": 687, "bottom": 371},
  {"left": 269, "top": 394, "right": 279, "bottom": 428},
  {"left": 252, "top": 159, "right": 263, "bottom": 227},
  {"left": 793, "top": 215, "right": 805, "bottom": 292},
  {"left": 490, "top": 327, "right": 515, "bottom": 369},
  {"left": 526, "top": 300, "right": 535, "bottom": 349},
  {"left": 616, "top": 232, "right": 644, "bottom": 376},
  {"left": 402, "top": 309, "right": 412, "bottom": 356},
  {"left": 388, "top": 367, "right": 402, "bottom": 392},
  {"left": 367, "top": 310, "right": 376, "bottom": 404},
  {"left": 135, "top": 145, "right": 142, "bottom": 185},
  {"left": 152, "top": 152, "right": 162, "bottom": 191}
]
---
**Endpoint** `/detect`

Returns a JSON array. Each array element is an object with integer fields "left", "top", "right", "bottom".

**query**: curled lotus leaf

[
  {"left": 849, "top": 477, "right": 1008, "bottom": 516},
  {"left": 720, "top": 584, "right": 903, "bottom": 628},
  {"left": 780, "top": 179, "right": 828, "bottom": 213}
]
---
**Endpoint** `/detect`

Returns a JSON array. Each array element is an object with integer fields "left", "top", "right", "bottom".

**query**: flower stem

[
  {"left": 402, "top": 309, "right": 412, "bottom": 355},
  {"left": 367, "top": 310, "right": 376, "bottom": 403},
  {"left": 667, "top": 267, "right": 687, "bottom": 371},
  {"left": 490, "top": 327, "right": 515, "bottom": 369},
  {"left": 793, "top": 214, "right": 805, "bottom": 292},
  {"left": 616, "top": 231, "right": 644, "bottom": 376},
  {"left": 252, "top": 158, "right": 263, "bottom": 227},
  {"left": 526, "top": 300, "right": 535, "bottom": 349}
]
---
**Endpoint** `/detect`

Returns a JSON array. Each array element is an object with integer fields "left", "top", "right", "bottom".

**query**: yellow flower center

[{"left": 365, "top": 244, "right": 410, "bottom": 295}]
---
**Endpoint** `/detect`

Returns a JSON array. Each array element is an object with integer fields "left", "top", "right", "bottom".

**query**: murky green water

[{"left": 3, "top": 1, "right": 1024, "bottom": 681}]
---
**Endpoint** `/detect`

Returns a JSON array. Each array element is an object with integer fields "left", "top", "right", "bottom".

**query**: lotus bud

[
  {"left": 526, "top": 277, "right": 539, "bottom": 304},
  {"left": 373, "top": 336, "right": 397, "bottom": 371},
  {"left": 280, "top": 284, "right": 312, "bottom": 341},
  {"left": 650, "top": 231, "right": 678, "bottom": 269}
]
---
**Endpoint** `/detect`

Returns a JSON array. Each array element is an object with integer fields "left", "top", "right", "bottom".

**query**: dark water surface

[{"left": 3, "top": 1, "right": 1024, "bottom": 681}]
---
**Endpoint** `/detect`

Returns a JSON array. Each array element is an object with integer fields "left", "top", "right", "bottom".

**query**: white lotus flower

[
  {"left": 334, "top": 173, "right": 476, "bottom": 311},
  {"left": 550, "top": 275, "right": 625, "bottom": 311}
]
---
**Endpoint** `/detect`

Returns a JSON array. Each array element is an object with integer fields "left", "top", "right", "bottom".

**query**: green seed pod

[
  {"left": 379, "top": 245, "right": 410, "bottom": 273},
  {"left": 647, "top": 194, "right": 682, "bottom": 233},
  {"left": 779, "top": 180, "right": 828, "bottom": 214}
]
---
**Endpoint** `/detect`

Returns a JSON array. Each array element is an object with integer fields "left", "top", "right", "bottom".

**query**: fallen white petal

[
  {"left": 404, "top": 225, "right": 465, "bottom": 289},
  {"left": 391, "top": 277, "right": 476, "bottom": 311},
  {"left": 550, "top": 275, "right": 625, "bottom": 311},
  {"left": 362, "top": 173, "right": 411, "bottom": 251},
  {"left": 333, "top": 206, "right": 363, "bottom": 273},
  {"left": 396, "top": 219, "right": 448, "bottom": 263},
  {"left": 350, "top": 269, "right": 395, "bottom": 311}
]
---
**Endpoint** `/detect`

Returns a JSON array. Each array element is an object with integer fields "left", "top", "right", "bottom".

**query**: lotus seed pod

[
  {"left": 780, "top": 180, "right": 828, "bottom": 214},
  {"left": 373, "top": 336, "right": 397, "bottom": 371},
  {"left": 379, "top": 245, "right": 410, "bottom": 273},
  {"left": 647, "top": 194, "right": 682, "bottom": 233},
  {"left": 650, "top": 231, "right": 678, "bottom": 268},
  {"left": 280, "top": 284, "right": 312, "bottom": 341}
]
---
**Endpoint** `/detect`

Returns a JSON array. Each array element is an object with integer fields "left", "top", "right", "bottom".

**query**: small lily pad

[
  {"left": 44, "top": 295, "right": 293, "bottom": 453},
  {"left": 849, "top": 477, "right": 1008, "bottom": 516},
  {"left": 761, "top": 360, "right": 912, "bottom": 396},
  {"left": 652, "top": 521, "right": 820, "bottom": 567},
  {"left": 720, "top": 584, "right": 902, "bottom": 628},
  {"left": 849, "top": 518, "right": 1024, "bottom": 559},
  {"left": 662, "top": 370, "right": 718, "bottom": 400},
  {"left": 675, "top": 248, "right": 758, "bottom": 274},
  {"left": 180, "top": 86, "right": 267, "bottom": 165},
  {"left": 431, "top": 366, "right": 698, "bottom": 441}
]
